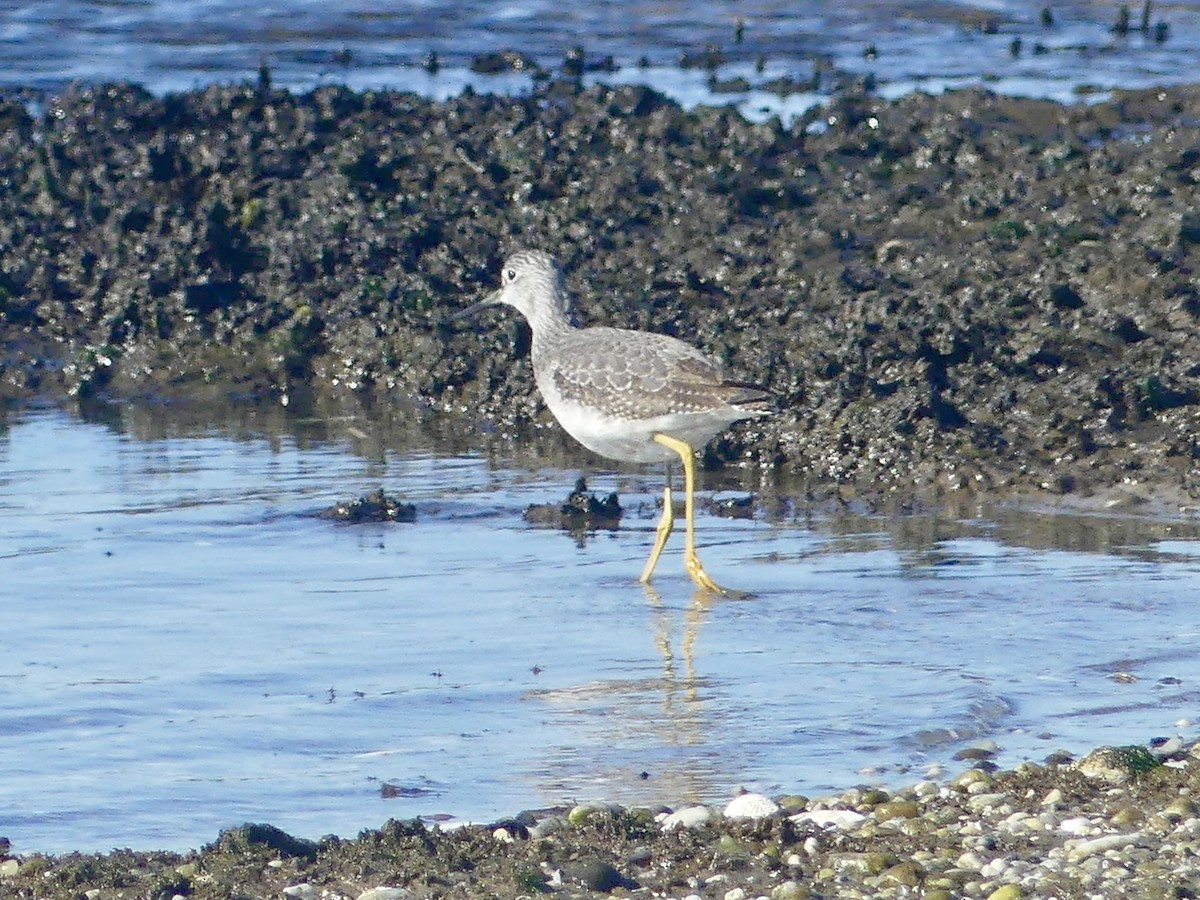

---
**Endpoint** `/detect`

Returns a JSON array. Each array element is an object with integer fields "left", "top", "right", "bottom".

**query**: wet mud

[{"left": 1, "top": 78, "right": 1199, "bottom": 505}]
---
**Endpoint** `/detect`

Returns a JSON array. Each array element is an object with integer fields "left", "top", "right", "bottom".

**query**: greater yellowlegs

[{"left": 461, "top": 249, "right": 772, "bottom": 592}]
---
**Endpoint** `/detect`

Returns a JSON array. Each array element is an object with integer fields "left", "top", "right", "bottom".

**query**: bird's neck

[{"left": 526, "top": 295, "right": 577, "bottom": 344}]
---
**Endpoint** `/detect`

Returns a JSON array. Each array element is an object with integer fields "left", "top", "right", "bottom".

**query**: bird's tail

[{"left": 723, "top": 382, "right": 775, "bottom": 416}]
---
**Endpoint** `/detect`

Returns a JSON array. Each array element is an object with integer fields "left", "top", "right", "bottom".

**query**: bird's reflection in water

[
  {"left": 643, "top": 583, "right": 712, "bottom": 699},
  {"left": 522, "top": 582, "right": 750, "bottom": 806}
]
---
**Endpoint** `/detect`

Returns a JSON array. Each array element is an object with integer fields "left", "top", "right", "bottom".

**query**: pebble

[
  {"left": 1163, "top": 797, "right": 1197, "bottom": 820},
  {"left": 882, "top": 860, "right": 923, "bottom": 885},
  {"left": 568, "top": 801, "right": 620, "bottom": 825},
  {"left": 282, "top": 886, "right": 316, "bottom": 899},
  {"left": 966, "top": 792, "right": 1010, "bottom": 812},
  {"left": 1110, "top": 806, "right": 1145, "bottom": 828},
  {"left": 571, "top": 859, "right": 623, "bottom": 892},
  {"left": 790, "top": 809, "right": 867, "bottom": 829},
  {"left": 912, "top": 780, "right": 940, "bottom": 799},
  {"left": 1156, "top": 736, "right": 1185, "bottom": 756},
  {"left": 1058, "top": 816, "right": 1096, "bottom": 835},
  {"left": 951, "top": 769, "right": 993, "bottom": 791},
  {"left": 872, "top": 800, "right": 919, "bottom": 822},
  {"left": 724, "top": 792, "right": 780, "bottom": 820},
  {"left": 957, "top": 850, "right": 986, "bottom": 870},
  {"left": 776, "top": 794, "right": 809, "bottom": 812},
  {"left": 1075, "top": 746, "right": 1160, "bottom": 784},
  {"left": 357, "top": 889, "right": 413, "bottom": 900},
  {"left": 660, "top": 805, "right": 712, "bottom": 830},
  {"left": 1065, "top": 832, "right": 1143, "bottom": 860},
  {"left": 528, "top": 814, "right": 568, "bottom": 839},
  {"left": 979, "top": 856, "right": 1010, "bottom": 878}
]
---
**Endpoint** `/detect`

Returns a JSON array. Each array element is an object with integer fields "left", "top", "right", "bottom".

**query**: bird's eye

[{"left": 505, "top": 269, "right": 516, "bottom": 282}]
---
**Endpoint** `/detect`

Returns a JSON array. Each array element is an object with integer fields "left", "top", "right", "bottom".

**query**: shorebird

[{"left": 460, "top": 249, "right": 772, "bottom": 592}]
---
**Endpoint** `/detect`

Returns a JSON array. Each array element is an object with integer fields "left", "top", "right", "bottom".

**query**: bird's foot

[
  {"left": 684, "top": 552, "right": 755, "bottom": 599},
  {"left": 684, "top": 552, "right": 727, "bottom": 595}
]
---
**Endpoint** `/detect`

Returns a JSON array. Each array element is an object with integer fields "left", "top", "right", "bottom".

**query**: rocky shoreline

[
  {"left": 2, "top": 78, "right": 1199, "bottom": 506},
  {"left": 1, "top": 739, "right": 1196, "bottom": 899},
  {"left": 2, "top": 76, "right": 1199, "bottom": 895}
]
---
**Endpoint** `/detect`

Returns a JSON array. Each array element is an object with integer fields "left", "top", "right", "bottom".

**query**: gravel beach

[{"left": 1, "top": 740, "right": 1197, "bottom": 899}]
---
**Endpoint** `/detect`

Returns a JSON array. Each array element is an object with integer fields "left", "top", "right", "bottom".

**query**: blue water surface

[{"left": 1, "top": 404, "right": 1197, "bottom": 853}]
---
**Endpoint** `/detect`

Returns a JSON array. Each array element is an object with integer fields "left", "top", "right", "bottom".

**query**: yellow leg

[
  {"left": 651, "top": 433, "right": 724, "bottom": 593},
  {"left": 639, "top": 482, "right": 674, "bottom": 583}
]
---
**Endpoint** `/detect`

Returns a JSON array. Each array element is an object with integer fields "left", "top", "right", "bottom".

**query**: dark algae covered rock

[{"left": 1, "top": 80, "right": 1199, "bottom": 503}]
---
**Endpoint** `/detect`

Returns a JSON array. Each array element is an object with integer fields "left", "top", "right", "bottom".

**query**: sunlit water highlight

[{"left": 1, "top": 405, "right": 1198, "bottom": 853}]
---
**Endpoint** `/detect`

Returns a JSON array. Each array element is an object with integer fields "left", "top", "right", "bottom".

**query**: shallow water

[
  {"left": 1, "top": 403, "right": 1198, "bottom": 853},
  {"left": 2, "top": 1, "right": 1199, "bottom": 117}
]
